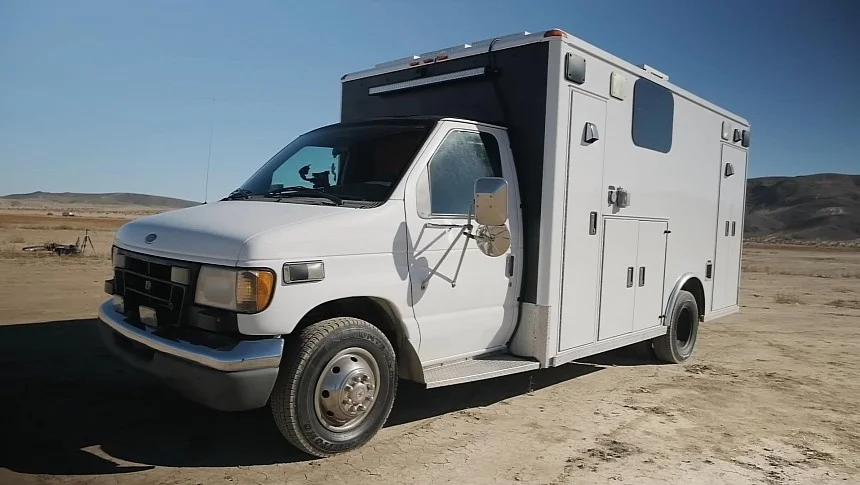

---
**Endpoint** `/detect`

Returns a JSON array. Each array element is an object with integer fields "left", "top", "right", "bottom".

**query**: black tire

[
  {"left": 652, "top": 290, "right": 699, "bottom": 363},
  {"left": 270, "top": 317, "right": 398, "bottom": 458}
]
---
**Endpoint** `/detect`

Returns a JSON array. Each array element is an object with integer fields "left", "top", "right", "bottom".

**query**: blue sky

[{"left": 1, "top": 0, "right": 858, "bottom": 201}]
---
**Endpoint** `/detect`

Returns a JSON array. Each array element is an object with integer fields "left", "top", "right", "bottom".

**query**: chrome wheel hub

[{"left": 313, "top": 347, "right": 380, "bottom": 432}]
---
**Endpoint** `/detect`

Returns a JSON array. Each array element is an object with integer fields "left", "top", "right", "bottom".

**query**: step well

[{"left": 423, "top": 354, "right": 540, "bottom": 388}]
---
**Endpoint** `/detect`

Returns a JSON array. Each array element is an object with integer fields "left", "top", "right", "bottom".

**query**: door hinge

[{"left": 664, "top": 229, "right": 671, "bottom": 234}]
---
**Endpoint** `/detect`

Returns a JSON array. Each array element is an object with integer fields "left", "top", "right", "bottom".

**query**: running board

[{"left": 423, "top": 354, "right": 540, "bottom": 388}]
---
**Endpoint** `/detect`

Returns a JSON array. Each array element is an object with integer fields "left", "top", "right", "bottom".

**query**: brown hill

[
  {"left": 2, "top": 178, "right": 857, "bottom": 243},
  {"left": 745, "top": 174, "right": 860, "bottom": 242},
  {"left": 0, "top": 191, "right": 198, "bottom": 209}
]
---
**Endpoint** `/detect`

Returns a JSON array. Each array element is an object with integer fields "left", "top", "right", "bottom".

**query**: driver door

[{"left": 402, "top": 121, "right": 521, "bottom": 364}]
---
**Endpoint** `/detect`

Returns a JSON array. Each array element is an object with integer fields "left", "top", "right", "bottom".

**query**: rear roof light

[{"left": 544, "top": 28, "right": 568, "bottom": 38}]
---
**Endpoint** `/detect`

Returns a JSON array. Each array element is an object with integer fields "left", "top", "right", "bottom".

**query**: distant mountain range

[
  {"left": 745, "top": 173, "right": 859, "bottom": 242},
  {"left": 0, "top": 191, "right": 198, "bottom": 209},
  {"left": 2, "top": 174, "right": 858, "bottom": 242}
]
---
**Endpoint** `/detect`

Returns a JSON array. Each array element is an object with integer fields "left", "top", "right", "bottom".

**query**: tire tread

[
  {"left": 270, "top": 317, "right": 395, "bottom": 457},
  {"left": 653, "top": 290, "right": 698, "bottom": 364}
]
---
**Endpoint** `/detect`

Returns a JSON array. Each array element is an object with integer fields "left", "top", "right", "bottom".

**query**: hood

[{"left": 115, "top": 201, "right": 344, "bottom": 265}]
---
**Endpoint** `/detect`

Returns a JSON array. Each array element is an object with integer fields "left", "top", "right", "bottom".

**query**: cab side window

[{"left": 428, "top": 131, "right": 502, "bottom": 217}]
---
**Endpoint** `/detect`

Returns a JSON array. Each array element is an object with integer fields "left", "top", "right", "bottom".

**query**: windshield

[{"left": 236, "top": 120, "right": 434, "bottom": 206}]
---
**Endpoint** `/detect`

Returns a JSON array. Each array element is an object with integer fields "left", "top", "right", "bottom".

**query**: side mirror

[{"left": 474, "top": 177, "right": 509, "bottom": 226}]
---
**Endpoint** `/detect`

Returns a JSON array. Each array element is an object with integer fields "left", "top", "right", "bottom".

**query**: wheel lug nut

[
  {"left": 342, "top": 399, "right": 349, "bottom": 405},
  {"left": 344, "top": 385, "right": 353, "bottom": 392},
  {"left": 357, "top": 404, "right": 366, "bottom": 412},
  {"left": 366, "top": 384, "right": 374, "bottom": 391},
  {"left": 366, "top": 395, "right": 374, "bottom": 402},
  {"left": 348, "top": 405, "right": 357, "bottom": 413},
  {"left": 361, "top": 374, "right": 369, "bottom": 382}
]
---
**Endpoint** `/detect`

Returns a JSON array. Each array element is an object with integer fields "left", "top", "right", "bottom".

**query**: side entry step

[{"left": 423, "top": 354, "right": 540, "bottom": 388}]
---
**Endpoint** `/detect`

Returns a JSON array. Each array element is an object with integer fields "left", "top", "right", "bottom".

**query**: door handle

[
  {"left": 731, "top": 221, "right": 736, "bottom": 236},
  {"left": 506, "top": 255, "right": 515, "bottom": 277},
  {"left": 589, "top": 211, "right": 598, "bottom": 235},
  {"left": 626, "top": 267, "right": 634, "bottom": 288},
  {"left": 584, "top": 122, "right": 599, "bottom": 143},
  {"left": 725, "top": 220, "right": 730, "bottom": 236},
  {"left": 638, "top": 266, "right": 646, "bottom": 287}
]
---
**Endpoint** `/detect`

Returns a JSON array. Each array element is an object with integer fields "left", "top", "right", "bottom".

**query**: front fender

[{"left": 236, "top": 253, "right": 419, "bottom": 349}]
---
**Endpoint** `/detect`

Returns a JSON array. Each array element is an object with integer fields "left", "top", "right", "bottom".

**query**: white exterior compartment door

[
  {"left": 632, "top": 220, "right": 668, "bottom": 331},
  {"left": 558, "top": 91, "right": 608, "bottom": 351},
  {"left": 597, "top": 218, "right": 639, "bottom": 341},
  {"left": 712, "top": 145, "right": 748, "bottom": 310}
]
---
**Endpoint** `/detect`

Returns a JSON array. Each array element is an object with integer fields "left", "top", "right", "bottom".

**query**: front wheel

[
  {"left": 652, "top": 290, "right": 699, "bottom": 363},
  {"left": 270, "top": 317, "right": 398, "bottom": 457}
]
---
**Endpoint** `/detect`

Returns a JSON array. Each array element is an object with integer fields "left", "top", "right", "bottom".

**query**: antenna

[{"left": 204, "top": 97, "right": 215, "bottom": 203}]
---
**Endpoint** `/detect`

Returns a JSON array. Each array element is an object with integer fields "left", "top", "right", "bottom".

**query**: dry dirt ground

[{"left": 1, "top": 211, "right": 859, "bottom": 485}]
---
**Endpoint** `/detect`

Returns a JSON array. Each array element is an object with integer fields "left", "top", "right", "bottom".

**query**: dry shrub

[
  {"left": 774, "top": 292, "right": 803, "bottom": 304},
  {"left": 828, "top": 299, "right": 860, "bottom": 310}
]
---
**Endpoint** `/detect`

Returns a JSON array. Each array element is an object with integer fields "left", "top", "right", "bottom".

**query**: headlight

[{"left": 194, "top": 266, "right": 276, "bottom": 313}]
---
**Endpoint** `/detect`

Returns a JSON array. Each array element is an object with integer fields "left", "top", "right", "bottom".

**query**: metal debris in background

[{"left": 21, "top": 229, "right": 96, "bottom": 256}]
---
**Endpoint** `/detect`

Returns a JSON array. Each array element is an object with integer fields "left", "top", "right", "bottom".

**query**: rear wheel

[
  {"left": 270, "top": 317, "right": 398, "bottom": 457},
  {"left": 652, "top": 290, "right": 699, "bottom": 363}
]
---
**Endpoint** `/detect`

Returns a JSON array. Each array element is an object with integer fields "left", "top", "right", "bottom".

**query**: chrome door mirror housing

[{"left": 473, "top": 177, "right": 509, "bottom": 226}]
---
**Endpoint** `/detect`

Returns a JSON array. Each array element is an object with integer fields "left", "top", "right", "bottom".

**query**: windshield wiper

[
  {"left": 265, "top": 186, "right": 343, "bottom": 206},
  {"left": 222, "top": 188, "right": 253, "bottom": 201}
]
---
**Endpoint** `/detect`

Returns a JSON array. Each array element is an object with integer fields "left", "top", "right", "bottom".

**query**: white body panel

[
  {"left": 557, "top": 90, "right": 607, "bottom": 351},
  {"left": 590, "top": 218, "right": 669, "bottom": 343},
  {"left": 595, "top": 218, "right": 639, "bottom": 341},
  {"left": 402, "top": 121, "right": 523, "bottom": 363},
  {"left": 115, "top": 201, "right": 421, "bottom": 346},
  {"left": 712, "top": 144, "right": 748, "bottom": 310},
  {"left": 114, "top": 202, "right": 345, "bottom": 266},
  {"left": 535, "top": 36, "right": 749, "bottom": 365},
  {"left": 632, "top": 220, "right": 669, "bottom": 332}
]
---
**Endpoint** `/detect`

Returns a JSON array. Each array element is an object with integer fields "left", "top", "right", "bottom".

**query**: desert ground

[{"left": 1, "top": 209, "right": 859, "bottom": 485}]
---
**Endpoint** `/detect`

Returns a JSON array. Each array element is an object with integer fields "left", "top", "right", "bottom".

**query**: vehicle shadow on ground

[{"left": 0, "top": 319, "right": 655, "bottom": 476}]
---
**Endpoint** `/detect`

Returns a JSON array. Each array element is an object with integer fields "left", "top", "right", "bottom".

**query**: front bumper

[{"left": 97, "top": 300, "right": 284, "bottom": 411}]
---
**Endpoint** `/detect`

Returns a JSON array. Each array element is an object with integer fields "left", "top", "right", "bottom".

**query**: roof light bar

[{"left": 368, "top": 67, "right": 487, "bottom": 95}]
